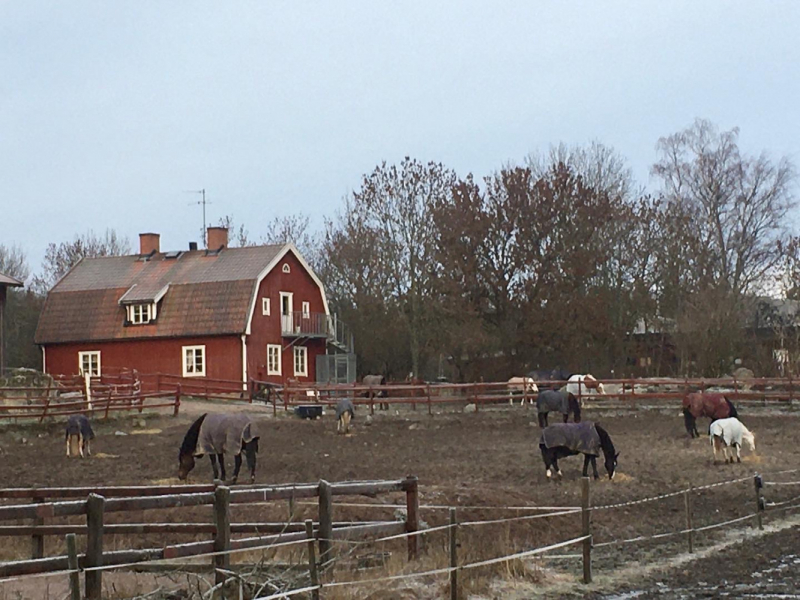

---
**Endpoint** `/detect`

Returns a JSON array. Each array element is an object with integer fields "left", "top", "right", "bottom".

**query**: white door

[{"left": 280, "top": 292, "right": 294, "bottom": 332}]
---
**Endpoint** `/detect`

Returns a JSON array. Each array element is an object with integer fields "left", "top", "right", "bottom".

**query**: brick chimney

[
  {"left": 207, "top": 227, "right": 228, "bottom": 250},
  {"left": 139, "top": 233, "right": 160, "bottom": 255}
]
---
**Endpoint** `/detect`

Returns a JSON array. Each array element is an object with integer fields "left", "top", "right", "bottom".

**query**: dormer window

[{"left": 128, "top": 303, "right": 155, "bottom": 325}]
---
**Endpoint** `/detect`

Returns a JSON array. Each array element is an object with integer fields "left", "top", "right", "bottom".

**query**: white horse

[
  {"left": 563, "top": 374, "right": 605, "bottom": 405},
  {"left": 508, "top": 377, "right": 539, "bottom": 406},
  {"left": 710, "top": 417, "right": 755, "bottom": 464}
]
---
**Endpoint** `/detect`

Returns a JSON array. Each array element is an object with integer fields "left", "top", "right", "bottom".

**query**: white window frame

[
  {"left": 267, "top": 344, "right": 282, "bottom": 376},
  {"left": 262, "top": 298, "right": 271, "bottom": 316},
  {"left": 282, "top": 263, "right": 291, "bottom": 273},
  {"left": 182, "top": 345, "right": 206, "bottom": 377},
  {"left": 129, "top": 303, "right": 153, "bottom": 325},
  {"left": 78, "top": 351, "right": 101, "bottom": 377},
  {"left": 294, "top": 346, "right": 308, "bottom": 377},
  {"left": 302, "top": 301, "right": 310, "bottom": 319}
]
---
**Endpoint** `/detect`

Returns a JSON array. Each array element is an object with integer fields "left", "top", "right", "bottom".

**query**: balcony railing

[{"left": 281, "top": 311, "right": 353, "bottom": 352}]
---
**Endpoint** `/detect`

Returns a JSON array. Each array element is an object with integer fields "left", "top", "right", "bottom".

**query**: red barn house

[{"left": 35, "top": 228, "right": 353, "bottom": 386}]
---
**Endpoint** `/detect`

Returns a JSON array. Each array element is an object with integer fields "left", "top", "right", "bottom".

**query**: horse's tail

[{"left": 726, "top": 398, "right": 738, "bottom": 419}]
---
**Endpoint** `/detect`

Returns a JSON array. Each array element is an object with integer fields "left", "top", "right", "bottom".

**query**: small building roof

[
  {"left": 35, "top": 244, "right": 313, "bottom": 344},
  {"left": 0, "top": 273, "right": 24, "bottom": 287}
]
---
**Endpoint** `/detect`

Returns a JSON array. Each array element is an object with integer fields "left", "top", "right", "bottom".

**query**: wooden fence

[
  {"left": 280, "top": 376, "right": 800, "bottom": 415},
  {"left": 0, "top": 477, "right": 420, "bottom": 599}
]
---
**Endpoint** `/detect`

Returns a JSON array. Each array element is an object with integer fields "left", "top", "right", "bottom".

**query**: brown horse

[{"left": 682, "top": 392, "right": 738, "bottom": 438}]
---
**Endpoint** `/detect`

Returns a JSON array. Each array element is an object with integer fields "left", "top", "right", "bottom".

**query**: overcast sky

[{"left": 2, "top": 1, "right": 799, "bottom": 275}]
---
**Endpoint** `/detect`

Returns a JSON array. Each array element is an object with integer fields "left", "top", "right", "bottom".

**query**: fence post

[
  {"left": 318, "top": 480, "right": 333, "bottom": 569},
  {"left": 173, "top": 383, "right": 181, "bottom": 417},
  {"left": 305, "top": 519, "right": 320, "bottom": 600},
  {"left": 66, "top": 533, "right": 80, "bottom": 600},
  {"left": 85, "top": 493, "right": 105, "bottom": 600},
  {"left": 449, "top": 507, "right": 458, "bottom": 600},
  {"left": 754, "top": 473, "right": 764, "bottom": 530},
  {"left": 427, "top": 384, "right": 432, "bottom": 416},
  {"left": 581, "top": 477, "right": 592, "bottom": 584},
  {"left": 473, "top": 383, "right": 479, "bottom": 412},
  {"left": 405, "top": 475, "right": 420, "bottom": 560},
  {"left": 214, "top": 485, "right": 232, "bottom": 584},
  {"left": 31, "top": 496, "right": 44, "bottom": 559},
  {"left": 39, "top": 381, "right": 52, "bottom": 423},
  {"left": 104, "top": 387, "right": 112, "bottom": 420},
  {"left": 684, "top": 487, "right": 694, "bottom": 553}
]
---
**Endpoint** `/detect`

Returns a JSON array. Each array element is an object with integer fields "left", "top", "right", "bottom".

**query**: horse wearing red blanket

[{"left": 682, "top": 392, "right": 738, "bottom": 439}]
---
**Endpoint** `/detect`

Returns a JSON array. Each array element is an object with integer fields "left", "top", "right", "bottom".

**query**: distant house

[{"left": 34, "top": 228, "right": 354, "bottom": 385}]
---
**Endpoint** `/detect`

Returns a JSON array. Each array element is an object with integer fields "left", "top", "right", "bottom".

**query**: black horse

[
  {"left": 178, "top": 413, "right": 260, "bottom": 484},
  {"left": 528, "top": 368, "right": 574, "bottom": 390},
  {"left": 539, "top": 422, "right": 619, "bottom": 480},
  {"left": 536, "top": 389, "right": 581, "bottom": 428}
]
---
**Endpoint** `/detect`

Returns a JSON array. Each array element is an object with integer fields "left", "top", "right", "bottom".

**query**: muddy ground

[{"left": 0, "top": 399, "right": 798, "bottom": 598}]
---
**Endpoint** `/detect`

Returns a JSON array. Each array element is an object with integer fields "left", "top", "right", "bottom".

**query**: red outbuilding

[{"left": 35, "top": 228, "right": 354, "bottom": 386}]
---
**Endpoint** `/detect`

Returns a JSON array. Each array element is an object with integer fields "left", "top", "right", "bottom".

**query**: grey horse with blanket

[
  {"left": 65, "top": 414, "right": 94, "bottom": 458},
  {"left": 536, "top": 389, "right": 581, "bottom": 427},
  {"left": 178, "top": 413, "right": 260, "bottom": 484},
  {"left": 336, "top": 398, "right": 355, "bottom": 434},
  {"left": 539, "top": 421, "right": 619, "bottom": 480}
]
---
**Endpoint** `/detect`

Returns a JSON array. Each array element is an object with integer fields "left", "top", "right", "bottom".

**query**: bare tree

[
  {"left": 652, "top": 119, "right": 796, "bottom": 296},
  {"left": 0, "top": 244, "right": 29, "bottom": 282},
  {"left": 215, "top": 215, "right": 253, "bottom": 248},
  {"left": 34, "top": 229, "right": 131, "bottom": 292}
]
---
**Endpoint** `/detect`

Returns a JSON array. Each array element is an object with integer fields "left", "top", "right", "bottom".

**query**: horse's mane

[
  {"left": 595, "top": 423, "right": 615, "bottom": 455},
  {"left": 180, "top": 414, "right": 208, "bottom": 459}
]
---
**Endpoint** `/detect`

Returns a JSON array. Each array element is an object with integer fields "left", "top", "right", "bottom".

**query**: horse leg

[
  {"left": 245, "top": 441, "right": 258, "bottom": 483},
  {"left": 232, "top": 453, "right": 242, "bottom": 484},
  {"left": 541, "top": 447, "right": 553, "bottom": 479},
  {"left": 85, "top": 438, "right": 91, "bottom": 457},
  {"left": 209, "top": 454, "right": 220, "bottom": 481},
  {"left": 218, "top": 453, "right": 227, "bottom": 481},
  {"left": 538, "top": 413, "right": 546, "bottom": 428},
  {"left": 78, "top": 434, "right": 84, "bottom": 458},
  {"left": 712, "top": 436, "right": 718, "bottom": 464},
  {"left": 65, "top": 435, "right": 70, "bottom": 458},
  {"left": 735, "top": 443, "right": 742, "bottom": 463},
  {"left": 582, "top": 454, "right": 591, "bottom": 477},
  {"left": 591, "top": 456, "right": 599, "bottom": 480},
  {"left": 563, "top": 412, "right": 569, "bottom": 424}
]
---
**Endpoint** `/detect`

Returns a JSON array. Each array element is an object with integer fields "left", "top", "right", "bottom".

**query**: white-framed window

[
  {"left": 267, "top": 344, "right": 282, "bottom": 375},
  {"left": 262, "top": 298, "right": 271, "bottom": 316},
  {"left": 130, "top": 304, "right": 152, "bottom": 324},
  {"left": 282, "top": 263, "right": 291, "bottom": 273},
  {"left": 294, "top": 346, "right": 308, "bottom": 377},
  {"left": 302, "top": 301, "right": 310, "bottom": 318},
  {"left": 182, "top": 345, "right": 206, "bottom": 377},
  {"left": 78, "top": 351, "right": 101, "bottom": 377}
]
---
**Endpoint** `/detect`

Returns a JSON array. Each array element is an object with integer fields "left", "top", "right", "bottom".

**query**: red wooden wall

[
  {"left": 247, "top": 251, "right": 327, "bottom": 384},
  {"left": 44, "top": 336, "right": 242, "bottom": 381}
]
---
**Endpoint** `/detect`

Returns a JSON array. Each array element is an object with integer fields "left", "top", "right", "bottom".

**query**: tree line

[{"left": 2, "top": 119, "right": 797, "bottom": 379}]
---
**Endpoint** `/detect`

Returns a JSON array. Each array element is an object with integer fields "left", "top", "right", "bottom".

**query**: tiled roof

[
  {"left": 0, "top": 273, "right": 23, "bottom": 287},
  {"left": 35, "top": 245, "right": 286, "bottom": 344}
]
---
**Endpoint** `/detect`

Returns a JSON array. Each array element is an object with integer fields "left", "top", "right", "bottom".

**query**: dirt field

[{"left": 0, "top": 398, "right": 798, "bottom": 598}]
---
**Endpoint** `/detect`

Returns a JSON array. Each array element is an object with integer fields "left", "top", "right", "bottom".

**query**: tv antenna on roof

[{"left": 185, "top": 189, "right": 212, "bottom": 248}]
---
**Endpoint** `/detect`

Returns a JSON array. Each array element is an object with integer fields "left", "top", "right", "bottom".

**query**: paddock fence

[
  {"left": 279, "top": 376, "right": 800, "bottom": 416},
  {"left": 1, "top": 469, "right": 799, "bottom": 599},
  {"left": 3, "top": 371, "right": 799, "bottom": 423}
]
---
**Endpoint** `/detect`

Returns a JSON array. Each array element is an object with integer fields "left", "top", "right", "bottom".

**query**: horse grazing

[
  {"left": 178, "top": 413, "right": 260, "bottom": 484},
  {"left": 508, "top": 377, "right": 539, "bottom": 405},
  {"left": 564, "top": 374, "right": 605, "bottom": 404},
  {"left": 362, "top": 375, "right": 388, "bottom": 410},
  {"left": 336, "top": 398, "right": 355, "bottom": 434},
  {"left": 682, "top": 392, "right": 738, "bottom": 438},
  {"left": 539, "top": 421, "right": 619, "bottom": 480},
  {"left": 65, "top": 415, "right": 94, "bottom": 458},
  {"left": 536, "top": 389, "right": 581, "bottom": 427},
  {"left": 710, "top": 417, "right": 755, "bottom": 464}
]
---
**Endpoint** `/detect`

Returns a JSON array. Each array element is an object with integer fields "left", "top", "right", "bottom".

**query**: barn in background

[{"left": 35, "top": 228, "right": 355, "bottom": 386}]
